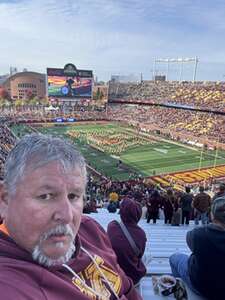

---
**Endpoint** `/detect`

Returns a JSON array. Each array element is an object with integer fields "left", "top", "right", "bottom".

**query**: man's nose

[{"left": 53, "top": 195, "right": 73, "bottom": 224}]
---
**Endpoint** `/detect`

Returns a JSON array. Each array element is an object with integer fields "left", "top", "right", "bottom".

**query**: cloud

[{"left": 0, "top": 0, "right": 225, "bottom": 80}]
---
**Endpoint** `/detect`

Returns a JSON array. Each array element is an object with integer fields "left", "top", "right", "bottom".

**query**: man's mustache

[{"left": 40, "top": 224, "right": 75, "bottom": 242}]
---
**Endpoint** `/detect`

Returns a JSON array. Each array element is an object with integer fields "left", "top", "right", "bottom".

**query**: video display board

[{"left": 47, "top": 66, "right": 93, "bottom": 98}]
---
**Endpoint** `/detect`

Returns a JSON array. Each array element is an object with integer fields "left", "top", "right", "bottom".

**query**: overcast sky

[{"left": 1, "top": 0, "right": 225, "bottom": 81}]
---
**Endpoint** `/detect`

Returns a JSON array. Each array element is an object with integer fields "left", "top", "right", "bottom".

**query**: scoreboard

[{"left": 47, "top": 64, "right": 93, "bottom": 98}]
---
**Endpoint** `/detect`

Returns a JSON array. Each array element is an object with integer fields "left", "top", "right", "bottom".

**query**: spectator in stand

[
  {"left": 141, "top": 200, "right": 147, "bottom": 219},
  {"left": 180, "top": 187, "right": 193, "bottom": 225},
  {"left": 212, "top": 183, "right": 225, "bottom": 201},
  {"left": 107, "top": 198, "right": 147, "bottom": 285},
  {"left": 89, "top": 200, "right": 98, "bottom": 213},
  {"left": 162, "top": 189, "right": 174, "bottom": 224},
  {"left": 107, "top": 200, "right": 117, "bottom": 213},
  {"left": 171, "top": 197, "right": 181, "bottom": 226},
  {"left": 170, "top": 191, "right": 181, "bottom": 226},
  {"left": 192, "top": 186, "right": 211, "bottom": 225},
  {"left": 169, "top": 196, "right": 225, "bottom": 299},
  {"left": 83, "top": 200, "right": 92, "bottom": 214},
  {"left": 146, "top": 190, "right": 161, "bottom": 224},
  {"left": 109, "top": 191, "right": 119, "bottom": 202}
]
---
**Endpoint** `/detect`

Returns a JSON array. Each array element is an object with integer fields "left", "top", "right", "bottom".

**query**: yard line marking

[{"left": 154, "top": 148, "right": 168, "bottom": 154}]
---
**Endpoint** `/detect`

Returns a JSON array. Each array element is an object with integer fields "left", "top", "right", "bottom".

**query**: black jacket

[
  {"left": 187, "top": 224, "right": 225, "bottom": 299},
  {"left": 180, "top": 193, "right": 193, "bottom": 212}
]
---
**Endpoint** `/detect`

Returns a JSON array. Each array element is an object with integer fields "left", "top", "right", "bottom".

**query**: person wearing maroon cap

[{"left": 107, "top": 198, "right": 147, "bottom": 285}]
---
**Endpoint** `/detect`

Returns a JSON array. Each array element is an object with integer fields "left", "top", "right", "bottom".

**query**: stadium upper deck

[{"left": 108, "top": 81, "right": 225, "bottom": 112}]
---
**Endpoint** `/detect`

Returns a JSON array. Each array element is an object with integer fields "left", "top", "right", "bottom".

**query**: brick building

[{"left": 3, "top": 71, "right": 46, "bottom": 100}]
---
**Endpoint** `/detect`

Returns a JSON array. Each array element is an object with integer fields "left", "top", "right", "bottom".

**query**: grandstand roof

[{"left": 6, "top": 71, "right": 45, "bottom": 81}]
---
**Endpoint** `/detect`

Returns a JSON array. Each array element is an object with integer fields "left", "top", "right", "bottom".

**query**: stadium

[
  {"left": 2, "top": 68, "right": 225, "bottom": 187},
  {"left": 0, "top": 62, "right": 225, "bottom": 300}
]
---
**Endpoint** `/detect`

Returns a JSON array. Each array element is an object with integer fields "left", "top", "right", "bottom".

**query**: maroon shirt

[
  {"left": 107, "top": 199, "right": 147, "bottom": 284},
  {"left": 0, "top": 216, "right": 142, "bottom": 300}
]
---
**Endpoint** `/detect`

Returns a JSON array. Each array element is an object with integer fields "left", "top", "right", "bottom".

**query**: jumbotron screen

[{"left": 47, "top": 68, "right": 93, "bottom": 98}]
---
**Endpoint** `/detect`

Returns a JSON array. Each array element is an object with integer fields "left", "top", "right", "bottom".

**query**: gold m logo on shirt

[{"left": 72, "top": 255, "right": 121, "bottom": 300}]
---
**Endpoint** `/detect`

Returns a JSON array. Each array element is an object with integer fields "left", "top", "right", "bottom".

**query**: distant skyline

[{"left": 1, "top": 0, "right": 225, "bottom": 81}]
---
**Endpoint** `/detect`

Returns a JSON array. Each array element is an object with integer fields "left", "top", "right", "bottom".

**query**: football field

[{"left": 12, "top": 122, "right": 225, "bottom": 181}]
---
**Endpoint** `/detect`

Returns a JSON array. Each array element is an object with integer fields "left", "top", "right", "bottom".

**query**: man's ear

[{"left": 0, "top": 181, "right": 9, "bottom": 220}]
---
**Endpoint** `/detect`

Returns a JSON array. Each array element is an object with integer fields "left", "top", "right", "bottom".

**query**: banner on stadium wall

[
  {"left": 55, "top": 118, "right": 64, "bottom": 122},
  {"left": 54, "top": 117, "right": 76, "bottom": 123},
  {"left": 67, "top": 118, "right": 76, "bottom": 122},
  {"left": 151, "top": 165, "right": 225, "bottom": 187}
]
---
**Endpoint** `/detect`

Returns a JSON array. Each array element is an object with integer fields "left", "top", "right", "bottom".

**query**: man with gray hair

[
  {"left": 169, "top": 196, "right": 225, "bottom": 299},
  {"left": 0, "top": 133, "right": 141, "bottom": 300}
]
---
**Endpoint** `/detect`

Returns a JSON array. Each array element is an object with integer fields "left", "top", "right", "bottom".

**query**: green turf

[{"left": 11, "top": 123, "right": 225, "bottom": 181}]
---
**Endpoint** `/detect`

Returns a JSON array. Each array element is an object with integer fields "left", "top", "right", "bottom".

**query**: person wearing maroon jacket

[
  {"left": 107, "top": 198, "right": 147, "bottom": 285},
  {"left": 146, "top": 190, "right": 161, "bottom": 224},
  {"left": 162, "top": 189, "right": 174, "bottom": 224},
  {"left": 0, "top": 134, "right": 142, "bottom": 300}
]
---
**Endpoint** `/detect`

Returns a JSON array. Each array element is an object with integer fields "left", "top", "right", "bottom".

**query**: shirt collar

[{"left": 0, "top": 223, "right": 9, "bottom": 236}]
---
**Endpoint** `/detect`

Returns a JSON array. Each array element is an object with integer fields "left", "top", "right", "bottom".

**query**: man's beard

[{"left": 32, "top": 224, "right": 76, "bottom": 267}]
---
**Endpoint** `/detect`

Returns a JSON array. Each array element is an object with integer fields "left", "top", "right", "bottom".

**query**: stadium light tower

[{"left": 154, "top": 57, "right": 199, "bottom": 81}]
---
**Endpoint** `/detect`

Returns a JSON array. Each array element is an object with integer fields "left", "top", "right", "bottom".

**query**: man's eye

[
  {"left": 68, "top": 193, "right": 79, "bottom": 201},
  {"left": 38, "top": 194, "right": 52, "bottom": 200}
]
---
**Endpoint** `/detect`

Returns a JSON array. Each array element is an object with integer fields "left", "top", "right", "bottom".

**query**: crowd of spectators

[
  {"left": 1, "top": 98, "right": 225, "bottom": 146},
  {"left": 0, "top": 105, "right": 107, "bottom": 123},
  {"left": 107, "top": 104, "right": 225, "bottom": 144},
  {"left": 10, "top": 104, "right": 223, "bottom": 146},
  {"left": 84, "top": 174, "right": 214, "bottom": 225},
  {"left": 0, "top": 124, "right": 17, "bottom": 178},
  {"left": 109, "top": 80, "right": 225, "bottom": 112}
]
